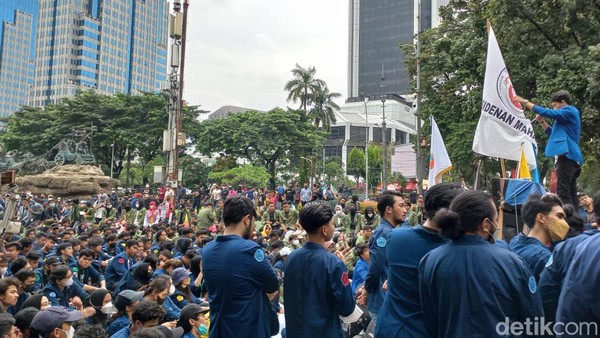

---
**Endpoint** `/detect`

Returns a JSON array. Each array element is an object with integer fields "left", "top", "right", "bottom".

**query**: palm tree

[
  {"left": 309, "top": 85, "right": 341, "bottom": 131},
  {"left": 284, "top": 64, "right": 326, "bottom": 113}
]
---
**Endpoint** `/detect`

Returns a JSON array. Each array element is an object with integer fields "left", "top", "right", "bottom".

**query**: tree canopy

[
  {"left": 1, "top": 90, "right": 204, "bottom": 179},
  {"left": 190, "top": 108, "right": 326, "bottom": 188},
  {"left": 404, "top": 0, "right": 600, "bottom": 186}
]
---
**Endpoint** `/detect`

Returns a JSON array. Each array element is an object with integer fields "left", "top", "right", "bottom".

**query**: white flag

[
  {"left": 428, "top": 116, "right": 452, "bottom": 186},
  {"left": 472, "top": 26, "right": 537, "bottom": 169}
]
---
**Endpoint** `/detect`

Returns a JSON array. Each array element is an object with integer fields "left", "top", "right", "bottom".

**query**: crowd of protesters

[{"left": 0, "top": 179, "right": 598, "bottom": 338}]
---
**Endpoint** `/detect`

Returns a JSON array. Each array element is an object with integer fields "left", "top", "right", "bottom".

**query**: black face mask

[
  {"left": 125, "top": 206, "right": 132, "bottom": 211},
  {"left": 24, "top": 285, "right": 36, "bottom": 293},
  {"left": 109, "top": 243, "right": 117, "bottom": 248}
]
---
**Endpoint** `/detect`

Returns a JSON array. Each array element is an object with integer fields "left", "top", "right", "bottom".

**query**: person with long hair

[
  {"left": 0, "top": 277, "right": 21, "bottom": 313},
  {"left": 418, "top": 190, "right": 543, "bottom": 337},
  {"left": 143, "top": 276, "right": 180, "bottom": 321}
]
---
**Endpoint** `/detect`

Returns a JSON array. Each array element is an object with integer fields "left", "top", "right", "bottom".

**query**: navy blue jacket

[
  {"left": 364, "top": 218, "right": 394, "bottom": 315},
  {"left": 539, "top": 229, "right": 599, "bottom": 321},
  {"left": 43, "top": 280, "right": 90, "bottom": 308},
  {"left": 376, "top": 225, "right": 447, "bottom": 338},
  {"left": 509, "top": 232, "right": 552, "bottom": 282},
  {"left": 106, "top": 314, "right": 130, "bottom": 337},
  {"left": 202, "top": 234, "right": 278, "bottom": 338},
  {"left": 419, "top": 235, "right": 543, "bottom": 338},
  {"left": 104, "top": 252, "right": 136, "bottom": 290},
  {"left": 284, "top": 242, "right": 355, "bottom": 338},
  {"left": 556, "top": 233, "right": 600, "bottom": 336},
  {"left": 69, "top": 262, "right": 104, "bottom": 288}
]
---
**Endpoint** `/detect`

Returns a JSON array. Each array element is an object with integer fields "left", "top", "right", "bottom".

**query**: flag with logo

[
  {"left": 472, "top": 26, "right": 537, "bottom": 169},
  {"left": 428, "top": 116, "right": 452, "bottom": 186}
]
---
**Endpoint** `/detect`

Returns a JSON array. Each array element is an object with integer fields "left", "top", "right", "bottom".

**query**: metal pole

[
  {"left": 415, "top": 0, "right": 423, "bottom": 193},
  {"left": 364, "top": 96, "right": 369, "bottom": 198},
  {"left": 174, "top": 0, "right": 190, "bottom": 181},
  {"left": 381, "top": 65, "right": 387, "bottom": 191},
  {"left": 110, "top": 142, "right": 115, "bottom": 178}
]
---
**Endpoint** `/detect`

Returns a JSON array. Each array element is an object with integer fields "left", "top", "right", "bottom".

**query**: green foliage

[
  {"left": 284, "top": 64, "right": 326, "bottom": 113},
  {"left": 403, "top": 0, "right": 600, "bottom": 185},
  {"left": 191, "top": 108, "right": 326, "bottom": 189},
  {"left": 1, "top": 91, "right": 205, "bottom": 180},
  {"left": 309, "top": 86, "right": 341, "bottom": 130},
  {"left": 179, "top": 156, "right": 210, "bottom": 188},
  {"left": 211, "top": 155, "right": 238, "bottom": 173},
  {"left": 208, "top": 164, "right": 271, "bottom": 188},
  {"left": 347, "top": 147, "right": 366, "bottom": 182}
]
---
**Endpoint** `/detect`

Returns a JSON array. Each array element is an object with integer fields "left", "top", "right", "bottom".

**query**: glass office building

[
  {"left": 30, "top": 0, "right": 169, "bottom": 107},
  {"left": 0, "top": 0, "right": 38, "bottom": 118},
  {"left": 348, "top": 0, "right": 449, "bottom": 98}
]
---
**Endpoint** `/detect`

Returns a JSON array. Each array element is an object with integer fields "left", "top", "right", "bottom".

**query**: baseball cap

[
  {"left": 44, "top": 257, "right": 63, "bottom": 267},
  {"left": 280, "top": 247, "right": 292, "bottom": 256},
  {"left": 31, "top": 307, "right": 83, "bottom": 336},
  {"left": 155, "top": 325, "right": 184, "bottom": 338},
  {"left": 178, "top": 304, "right": 210, "bottom": 329},
  {"left": 114, "top": 290, "right": 145, "bottom": 312},
  {"left": 171, "top": 267, "right": 191, "bottom": 286}
]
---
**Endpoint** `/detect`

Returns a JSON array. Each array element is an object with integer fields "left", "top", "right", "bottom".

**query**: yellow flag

[{"left": 517, "top": 146, "right": 532, "bottom": 179}]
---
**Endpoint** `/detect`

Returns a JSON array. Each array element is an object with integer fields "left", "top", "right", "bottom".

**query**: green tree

[
  {"left": 402, "top": 0, "right": 600, "bottom": 184},
  {"left": 284, "top": 64, "right": 326, "bottom": 113},
  {"left": 1, "top": 91, "right": 204, "bottom": 180},
  {"left": 309, "top": 86, "right": 340, "bottom": 130},
  {"left": 208, "top": 164, "right": 271, "bottom": 188},
  {"left": 347, "top": 147, "right": 366, "bottom": 182},
  {"left": 191, "top": 108, "right": 325, "bottom": 189}
]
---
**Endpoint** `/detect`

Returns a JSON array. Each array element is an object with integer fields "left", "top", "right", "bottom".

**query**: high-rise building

[
  {"left": 347, "top": 0, "right": 448, "bottom": 99},
  {"left": 30, "top": 0, "right": 169, "bottom": 107},
  {"left": 0, "top": 0, "right": 38, "bottom": 118}
]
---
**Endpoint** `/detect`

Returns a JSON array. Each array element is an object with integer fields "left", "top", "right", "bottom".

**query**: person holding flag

[{"left": 515, "top": 91, "right": 583, "bottom": 208}]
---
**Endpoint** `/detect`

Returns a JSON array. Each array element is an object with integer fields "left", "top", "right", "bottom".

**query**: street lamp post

[
  {"left": 98, "top": 119, "right": 115, "bottom": 178},
  {"left": 363, "top": 96, "right": 369, "bottom": 199},
  {"left": 300, "top": 156, "right": 314, "bottom": 187}
]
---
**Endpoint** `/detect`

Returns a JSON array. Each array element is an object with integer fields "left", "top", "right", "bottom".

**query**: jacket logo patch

[
  {"left": 376, "top": 237, "right": 386, "bottom": 248},
  {"left": 545, "top": 255, "right": 553, "bottom": 268},
  {"left": 341, "top": 271, "right": 350, "bottom": 286},
  {"left": 528, "top": 276, "right": 537, "bottom": 294},
  {"left": 254, "top": 249, "right": 265, "bottom": 262}
]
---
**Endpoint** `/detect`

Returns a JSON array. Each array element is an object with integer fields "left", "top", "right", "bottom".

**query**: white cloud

[{"left": 182, "top": 0, "right": 348, "bottom": 112}]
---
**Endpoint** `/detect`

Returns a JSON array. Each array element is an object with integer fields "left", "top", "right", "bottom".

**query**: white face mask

[
  {"left": 169, "top": 283, "right": 176, "bottom": 295},
  {"left": 101, "top": 302, "right": 118, "bottom": 315},
  {"left": 292, "top": 239, "right": 300, "bottom": 246},
  {"left": 63, "top": 278, "right": 74, "bottom": 287},
  {"left": 336, "top": 210, "right": 342, "bottom": 215},
  {"left": 59, "top": 326, "right": 75, "bottom": 338}
]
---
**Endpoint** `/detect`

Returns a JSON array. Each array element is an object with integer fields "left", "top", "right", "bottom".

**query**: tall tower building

[
  {"left": 0, "top": 0, "right": 38, "bottom": 118},
  {"left": 348, "top": 0, "right": 448, "bottom": 99},
  {"left": 30, "top": 0, "right": 168, "bottom": 107}
]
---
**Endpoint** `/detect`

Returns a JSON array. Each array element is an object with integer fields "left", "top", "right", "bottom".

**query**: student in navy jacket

[
  {"left": 419, "top": 190, "right": 543, "bottom": 338},
  {"left": 202, "top": 196, "right": 279, "bottom": 338},
  {"left": 516, "top": 90, "right": 583, "bottom": 208},
  {"left": 284, "top": 201, "right": 355, "bottom": 338}
]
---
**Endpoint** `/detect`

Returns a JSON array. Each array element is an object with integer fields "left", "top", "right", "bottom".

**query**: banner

[
  {"left": 472, "top": 26, "right": 537, "bottom": 169},
  {"left": 428, "top": 116, "right": 452, "bottom": 186}
]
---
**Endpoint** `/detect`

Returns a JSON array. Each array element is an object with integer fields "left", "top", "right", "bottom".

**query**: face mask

[
  {"left": 336, "top": 210, "right": 341, "bottom": 215},
  {"left": 197, "top": 324, "right": 208, "bottom": 335},
  {"left": 350, "top": 209, "right": 356, "bottom": 215},
  {"left": 367, "top": 213, "right": 374, "bottom": 218},
  {"left": 485, "top": 219, "right": 498, "bottom": 244},
  {"left": 58, "top": 326, "right": 75, "bottom": 338},
  {"left": 292, "top": 239, "right": 300, "bottom": 246},
  {"left": 25, "top": 285, "right": 36, "bottom": 293},
  {"left": 107, "top": 205, "right": 112, "bottom": 209},
  {"left": 109, "top": 243, "right": 117, "bottom": 248},
  {"left": 169, "top": 283, "right": 176, "bottom": 295},
  {"left": 49, "top": 203, "right": 56, "bottom": 207},
  {"left": 125, "top": 206, "right": 131, "bottom": 211},
  {"left": 548, "top": 219, "right": 570, "bottom": 242},
  {"left": 101, "top": 302, "right": 118, "bottom": 315},
  {"left": 63, "top": 278, "right": 74, "bottom": 287}
]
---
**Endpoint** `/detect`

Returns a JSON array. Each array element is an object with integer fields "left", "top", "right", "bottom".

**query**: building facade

[
  {"left": 0, "top": 0, "right": 38, "bottom": 118},
  {"left": 347, "top": 0, "right": 449, "bottom": 98},
  {"left": 30, "top": 0, "right": 168, "bottom": 107},
  {"left": 324, "top": 95, "right": 417, "bottom": 176}
]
